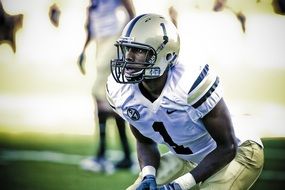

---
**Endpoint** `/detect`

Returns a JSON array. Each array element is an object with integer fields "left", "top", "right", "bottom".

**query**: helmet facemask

[{"left": 111, "top": 39, "right": 159, "bottom": 83}]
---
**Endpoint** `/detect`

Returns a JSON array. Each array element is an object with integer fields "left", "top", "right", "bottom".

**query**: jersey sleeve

[
  {"left": 106, "top": 83, "right": 116, "bottom": 110},
  {"left": 187, "top": 64, "right": 223, "bottom": 118},
  {"left": 105, "top": 75, "right": 123, "bottom": 116}
]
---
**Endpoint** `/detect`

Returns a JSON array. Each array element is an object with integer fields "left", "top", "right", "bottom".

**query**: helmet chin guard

[{"left": 111, "top": 13, "right": 180, "bottom": 84}]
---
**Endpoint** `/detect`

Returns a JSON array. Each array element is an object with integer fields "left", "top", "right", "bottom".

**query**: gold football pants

[{"left": 127, "top": 140, "right": 264, "bottom": 190}]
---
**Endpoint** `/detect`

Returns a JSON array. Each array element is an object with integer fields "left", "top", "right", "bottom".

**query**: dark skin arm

[
  {"left": 77, "top": 6, "right": 92, "bottom": 75},
  {"left": 82, "top": 8, "right": 92, "bottom": 53},
  {"left": 190, "top": 98, "right": 238, "bottom": 183},
  {"left": 130, "top": 125, "right": 160, "bottom": 170}
]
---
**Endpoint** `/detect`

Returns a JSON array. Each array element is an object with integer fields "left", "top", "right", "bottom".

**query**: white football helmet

[{"left": 111, "top": 13, "right": 180, "bottom": 83}]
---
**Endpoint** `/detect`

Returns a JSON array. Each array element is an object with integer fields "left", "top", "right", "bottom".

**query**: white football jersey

[
  {"left": 89, "top": 0, "right": 128, "bottom": 38},
  {"left": 106, "top": 63, "right": 260, "bottom": 164}
]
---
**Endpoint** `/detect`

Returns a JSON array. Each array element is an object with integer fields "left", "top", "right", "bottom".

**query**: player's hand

[
  {"left": 157, "top": 182, "right": 182, "bottom": 190},
  {"left": 136, "top": 175, "right": 157, "bottom": 190},
  {"left": 77, "top": 53, "right": 86, "bottom": 75}
]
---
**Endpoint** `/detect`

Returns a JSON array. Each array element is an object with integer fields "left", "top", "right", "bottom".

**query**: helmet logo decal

[{"left": 127, "top": 107, "right": 140, "bottom": 121}]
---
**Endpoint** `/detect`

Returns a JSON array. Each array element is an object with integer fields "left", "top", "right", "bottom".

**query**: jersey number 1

[{"left": 152, "top": 122, "right": 193, "bottom": 154}]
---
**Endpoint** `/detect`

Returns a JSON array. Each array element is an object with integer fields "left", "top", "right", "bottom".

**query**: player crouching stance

[{"left": 106, "top": 13, "right": 264, "bottom": 190}]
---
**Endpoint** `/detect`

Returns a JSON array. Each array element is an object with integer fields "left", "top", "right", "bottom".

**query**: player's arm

[
  {"left": 130, "top": 124, "right": 160, "bottom": 190},
  {"left": 130, "top": 124, "right": 160, "bottom": 170},
  {"left": 159, "top": 98, "right": 237, "bottom": 190},
  {"left": 82, "top": 20, "right": 92, "bottom": 53},
  {"left": 191, "top": 98, "right": 237, "bottom": 182},
  {"left": 77, "top": 6, "right": 93, "bottom": 75}
]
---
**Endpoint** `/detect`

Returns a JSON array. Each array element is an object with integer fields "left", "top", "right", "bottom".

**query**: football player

[
  {"left": 106, "top": 14, "right": 264, "bottom": 189},
  {"left": 78, "top": 0, "right": 136, "bottom": 173}
]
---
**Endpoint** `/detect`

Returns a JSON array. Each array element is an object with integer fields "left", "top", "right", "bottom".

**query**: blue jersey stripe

[
  {"left": 188, "top": 64, "right": 209, "bottom": 94},
  {"left": 192, "top": 76, "right": 220, "bottom": 109},
  {"left": 125, "top": 14, "right": 146, "bottom": 37}
]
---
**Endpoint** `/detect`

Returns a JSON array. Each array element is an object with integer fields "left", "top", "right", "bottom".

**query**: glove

[
  {"left": 136, "top": 175, "right": 157, "bottom": 190},
  {"left": 157, "top": 182, "right": 183, "bottom": 190},
  {"left": 77, "top": 53, "right": 86, "bottom": 75}
]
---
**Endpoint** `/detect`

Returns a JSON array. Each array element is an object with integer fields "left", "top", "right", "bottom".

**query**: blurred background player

[{"left": 78, "top": 0, "right": 136, "bottom": 173}]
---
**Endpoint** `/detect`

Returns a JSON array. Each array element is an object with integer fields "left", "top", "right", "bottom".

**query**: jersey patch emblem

[{"left": 127, "top": 107, "right": 140, "bottom": 121}]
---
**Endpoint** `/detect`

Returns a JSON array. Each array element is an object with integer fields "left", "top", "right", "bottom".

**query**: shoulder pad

[{"left": 187, "top": 64, "right": 220, "bottom": 108}]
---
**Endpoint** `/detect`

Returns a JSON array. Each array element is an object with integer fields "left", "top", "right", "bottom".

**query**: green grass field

[
  {"left": 0, "top": 132, "right": 137, "bottom": 190},
  {"left": 0, "top": 132, "right": 284, "bottom": 190}
]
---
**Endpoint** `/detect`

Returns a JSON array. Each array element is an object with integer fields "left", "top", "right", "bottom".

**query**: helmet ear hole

[{"left": 166, "top": 53, "right": 172, "bottom": 61}]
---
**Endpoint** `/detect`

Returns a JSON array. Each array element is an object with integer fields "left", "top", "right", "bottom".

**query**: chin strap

[{"left": 144, "top": 67, "right": 161, "bottom": 78}]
